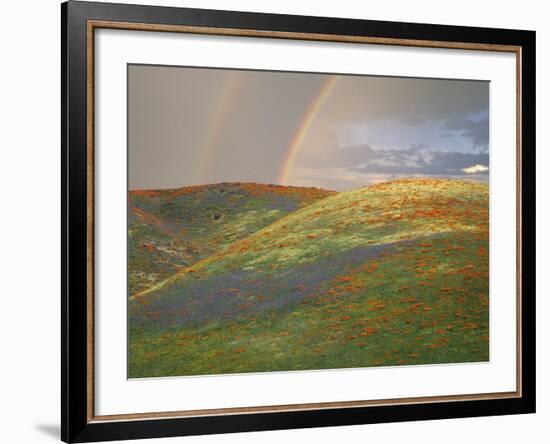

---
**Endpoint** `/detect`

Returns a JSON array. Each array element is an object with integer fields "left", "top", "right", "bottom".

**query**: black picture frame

[{"left": 62, "top": 1, "right": 536, "bottom": 442}]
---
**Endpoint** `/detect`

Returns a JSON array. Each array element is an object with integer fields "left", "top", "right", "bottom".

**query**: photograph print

[{"left": 128, "top": 65, "right": 490, "bottom": 379}]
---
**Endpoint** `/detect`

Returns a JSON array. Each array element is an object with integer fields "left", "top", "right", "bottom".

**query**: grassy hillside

[
  {"left": 129, "top": 183, "right": 335, "bottom": 297},
  {"left": 129, "top": 179, "right": 489, "bottom": 378}
]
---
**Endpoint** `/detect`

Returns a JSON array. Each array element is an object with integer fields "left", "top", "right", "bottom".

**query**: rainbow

[
  {"left": 278, "top": 75, "right": 339, "bottom": 185},
  {"left": 192, "top": 72, "right": 246, "bottom": 182}
]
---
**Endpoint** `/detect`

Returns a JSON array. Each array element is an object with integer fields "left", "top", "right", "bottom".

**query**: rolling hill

[
  {"left": 129, "top": 183, "right": 335, "bottom": 297},
  {"left": 129, "top": 178, "right": 489, "bottom": 378}
]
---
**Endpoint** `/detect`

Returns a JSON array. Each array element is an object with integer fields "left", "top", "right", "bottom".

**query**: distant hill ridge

[
  {"left": 131, "top": 181, "right": 336, "bottom": 198},
  {"left": 128, "top": 182, "right": 336, "bottom": 296}
]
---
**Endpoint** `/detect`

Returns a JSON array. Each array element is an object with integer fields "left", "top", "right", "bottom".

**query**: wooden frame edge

[
  {"left": 86, "top": 18, "right": 95, "bottom": 424},
  {"left": 516, "top": 46, "right": 523, "bottom": 398},
  {"left": 90, "top": 391, "right": 521, "bottom": 423},
  {"left": 89, "top": 19, "right": 522, "bottom": 52}
]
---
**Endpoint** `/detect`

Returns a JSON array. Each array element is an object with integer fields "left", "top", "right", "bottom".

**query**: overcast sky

[{"left": 128, "top": 64, "right": 489, "bottom": 191}]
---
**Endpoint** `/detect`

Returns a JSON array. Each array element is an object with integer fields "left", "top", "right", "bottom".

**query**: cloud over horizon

[{"left": 287, "top": 143, "right": 488, "bottom": 191}]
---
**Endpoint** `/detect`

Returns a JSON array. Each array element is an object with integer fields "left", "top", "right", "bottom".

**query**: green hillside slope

[
  {"left": 129, "top": 183, "right": 335, "bottom": 296},
  {"left": 129, "top": 179, "right": 489, "bottom": 377}
]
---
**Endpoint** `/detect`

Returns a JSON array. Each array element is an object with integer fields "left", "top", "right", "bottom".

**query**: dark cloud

[
  {"left": 347, "top": 145, "right": 489, "bottom": 176},
  {"left": 323, "top": 76, "right": 489, "bottom": 127},
  {"left": 299, "top": 142, "right": 488, "bottom": 177},
  {"left": 443, "top": 115, "right": 489, "bottom": 151}
]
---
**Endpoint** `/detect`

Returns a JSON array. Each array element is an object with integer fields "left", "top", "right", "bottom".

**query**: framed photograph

[{"left": 61, "top": 1, "right": 536, "bottom": 442}]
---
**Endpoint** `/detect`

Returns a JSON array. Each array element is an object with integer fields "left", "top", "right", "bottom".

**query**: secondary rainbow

[
  {"left": 192, "top": 72, "right": 246, "bottom": 182},
  {"left": 278, "top": 75, "right": 339, "bottom": 185}
]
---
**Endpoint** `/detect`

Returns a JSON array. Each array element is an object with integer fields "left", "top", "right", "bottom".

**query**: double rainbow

[{"left": 196, "top": 73, "right": 339, "bottom": 186}]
